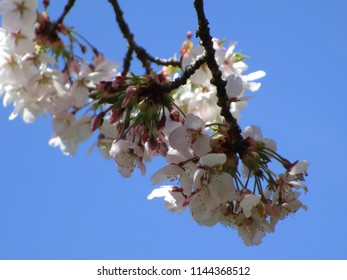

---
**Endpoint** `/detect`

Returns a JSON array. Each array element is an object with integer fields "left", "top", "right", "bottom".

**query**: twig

[
  {"left": 108, "top": 0, "right": 180, "bottom": 73},
  {"left": 161, "top": 53, "right": 207, "bottom": 92},
  {"left": 146, "top": 55, "right": 181, "bottom": 67},
  {"left": 121, "top": 46, "right": 134, "bottom": 76},
  {"left": 194, "top": 0, "right": 243, "bottom": 144},
  {"left": 56, "top": 0, "right": 76, "bottom": 25},
  {"left": 108, "top": 0, "right": 152, "bottom": 73}
]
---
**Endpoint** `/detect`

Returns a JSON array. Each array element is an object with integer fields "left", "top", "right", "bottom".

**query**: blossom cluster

[
  {"left": 0, "top": 0, "right": 117, "bottom": 154},
  {"left": 0, "top": 0, "right": 309, "bottom": 245}
]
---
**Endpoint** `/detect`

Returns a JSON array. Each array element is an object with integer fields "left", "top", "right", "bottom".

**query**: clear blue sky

[{"left": 0, "top": 0, "right": 346, "bottom": 259}]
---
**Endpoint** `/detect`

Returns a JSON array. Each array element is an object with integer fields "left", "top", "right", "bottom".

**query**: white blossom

[
  {"left": 109, "top": 140, "right": 145, "bottom": 178},
  {"left": 0, "top": 0, "right": 38, "bottom": 30},
  {"left": 147, "top": 186, "right": 186, "bottom": 213},
  {"left": 49, "top": 113, "right": 92, "bottom": 155},
  {"left": 169, "top": 113, "right": 211, "bottom": 157}
]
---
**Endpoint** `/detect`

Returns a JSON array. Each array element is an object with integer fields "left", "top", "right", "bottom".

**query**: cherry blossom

[
  {"left": 151, "top": 163, "right": 194, "bottom": 195},
  {"left": 190, "top": 153, "right": 237, "bottom": 225},
  {"left": 169, "top": 113, "right": 211, "bottom": 157},
  {"left": 147, "top": 186, "right": 186, "bottom": 213},
  {"left": 49, "top": 114, "right": 92, "bottom": 155},
  {"left": 109, "top": 139, "right": 145, "bottom": 178},
  {"left": 181, "top": 45, "right": 211, "bottom": 86},
  {"left": 0, "top": 0, "right": 37, "bottom": 30}
]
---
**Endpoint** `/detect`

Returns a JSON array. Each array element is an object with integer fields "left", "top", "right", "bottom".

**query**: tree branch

[
  {"left": 161, "top": 53, "right": 207, "bottom": 92},
  {"left": 56, "top": 0, "right": 76, "bottom": 25},
  {"left": 108, "top": 0, "right": 180, "bottom": 73},
  {"left": 146, "top": 55, "right": 181, "bottom": 67},
  {"left": 108, "top": 0, "right": 152, "bottom": 73},
  {"left": 194, "top": 0, "right": 243, "bottom": 144},
  {"left": 121, "top": 46, "right": 134, "bottom": 76}
]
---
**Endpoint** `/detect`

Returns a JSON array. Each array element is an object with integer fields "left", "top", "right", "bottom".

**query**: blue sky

[{"left": 0, "top": 0, "right": 346, "bottom": 259}]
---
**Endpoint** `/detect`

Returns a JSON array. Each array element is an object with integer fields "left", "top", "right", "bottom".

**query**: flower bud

[
  {"left": 156, "top": 114, "right": 166, "bottom": 131},
  {"left": 169, "top": 108, "right": 182, "bottom": 122},
  {"left": 43, "top": 0, "right": 50, "bottom": 8},
  {"left": 109, "top": 109, "right": 123, "bottom": 124},
  {"left": 79, "top": 43, "right": 87, "bottom": 54},
  {"left": 135, "top": 124, "right": 144, "bottom": 137},
  {"left": 90, "top": 112, "right": 105, "bottom": 132},
  {"left": 112, "top": 75, "right": 125, "bottom": 89},
  {"left": 122, "top": 85, "right": 140, "bottom": 108}
]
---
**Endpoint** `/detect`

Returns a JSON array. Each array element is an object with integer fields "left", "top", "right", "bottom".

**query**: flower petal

[
  {"left": 245, "top": 70, "right": 266, "bottom": 81},
  {"left": 190, "top": 190, "right": 222, "bottom": 226},
  {"left": 185, "top": 113, "right": 205, "bottom": 131},
  {"left": 150, "top": 164, "right": 184, "bottom": 185},
  {"left": 169, "top": 125, "right": 191, "bottom": 151},
  {"left": 193, "top": 168, "right": 205, "bottom": 191},
  {"left": 191, "top": 133, "right": 211, "bottom": 157},
  {"left": 147, "top": 185, "right": 173, "bottom": 200},
  {"left": 208, "top": 172, "right": 236, "bottom": 204},
  {"left": 225, "top": 73, "right": 244, "bottom": 98},
  {"left": 288, "top": 181, "right": 308, "bottom": 193},
  {"left": 289, "top": 160, "right": 310, "bottom": 175},
  {"left": 243, "top": 125, "right": 263, "bottom": 140},
  {"left": 240, "top": 194, "right": 261, "bottom": 218},
  {"left": 199, "top": 153, "right": 227, "bottom": 168},
  {"left": 164, "top": 190, "right": 186, "bottom": 213}
]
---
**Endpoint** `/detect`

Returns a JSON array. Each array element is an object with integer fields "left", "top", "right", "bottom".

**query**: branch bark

[
  {"left": 121, "top": 46, "right": 134, "bottom": 76},
  {"left": 194, "top": 0, "right": 243, "bottom": 145},
  {"left": 108, "top": 0, "right": 180, "bottom": 74},
  {"left": 161, "top": 53, "right": 207, "bottom": 92},
  {"left": 56, "top": 0, "right": 76, "bottom": 25}
]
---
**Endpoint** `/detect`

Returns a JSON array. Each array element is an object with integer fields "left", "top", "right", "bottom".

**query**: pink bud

[
  {"left": 79, "top": 44, "right": 87, "bottom": 54},
  {"left": 122, "top": 85, "right": 140, "bottom": 108},
  {"left": 135, "top": 124, "right": 143, "bottom": 137},
  {"left": 112, "top": 75, "right": 125, "bottom": 89},
  {"left": 121, "top": 96, "right": 131, "bottom": 108},
  {"left": 212, "top": 37, "right": 222, "bottom": 50},
  {"left": 156, "top": 114, "right": 166, "bottom": 130},
  {"left": 187, "top": 31, "right": 193, "bottom": 39},
  {"left": 126, "top": 85, "right": 139, "bottom": 96},
  {"left": 110, "top": 109, "right": 123, "bottom": 124},
  {"left": 169, "top": 109, "right": 182, "bottom": 122},
  {"left": 90, "top": 112, "right": 105, "bottom": 132},
  {"left": 96, "top": 81, "right": 110, "bottom": 91}
]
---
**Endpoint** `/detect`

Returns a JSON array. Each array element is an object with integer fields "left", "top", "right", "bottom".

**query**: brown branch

[
  {"left": 108, "top": 0, "right": 180, "bottom": 73},
  {"left": 194, "top": 0, "right": 243, "bottom": 144},
  {"left": 161, "top": 53, "right": 207, "bottom": 92},
  {"left": 146, "top": 56, "right": 181, "bottom": 67},
  {"left": 121, "top": 46, "right": 134, "bottom": 76},
  {"left": 108, "top": 0, "right": 152, "bottom": 74},
  {"left": 56, "top": 0, "right": 76, "bottom": 25}
]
